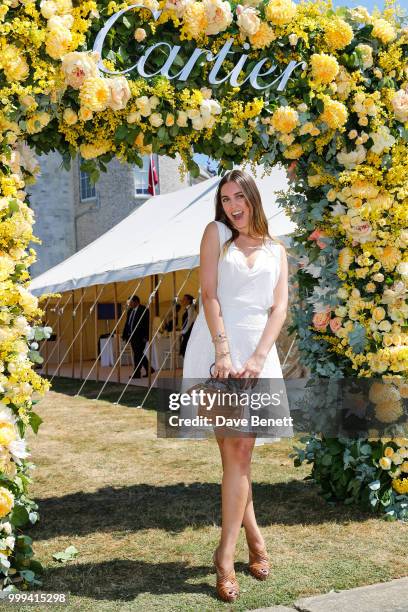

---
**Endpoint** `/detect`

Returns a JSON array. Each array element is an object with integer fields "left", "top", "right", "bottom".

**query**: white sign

[{"left": 93, "top": 4, "right": 304, "bottom": 91}]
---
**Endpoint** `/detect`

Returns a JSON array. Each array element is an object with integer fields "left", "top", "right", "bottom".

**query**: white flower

[
  {"left": 107, "top": 76, "right": 131, "bottom": 111},
  {"left": 233, "top": 136, "right": 246, "bottom": 145},
  {"left": 236, "top": 5, "right": 260, "bottom": 36},
  {"left": 5, "top": 536, "right": 15, "bottom": 550},
  {"left": 164, "top": 0, "right": 192, "bottom": 17},
  {"left": 0, "top": 408, "right": 17, "bottom": 426},
  {"left": 200, "top": 87, "right": 212, "bottom": 99},
  {"left": 337, "top": 144, "right": 366, "bottom": 169},
  {"left": 391, "top": 88, "right": 408, "bottom": 123},
  {"left": 176, "top": 110, "right": 188, "bottom": 127},
  {"left": 396, "top": 261, "right": 408, "bottom": 278},
  {"left": 9, "top": 438, "right": 29, "bottom": 464},
  {"left": 14, "top": 142, "right": 39, "bottom": 175},
  {"left": 149, "top": 112, "right": 163, "bottom": 127},
  {"left": 355, "top": 44, "right": 373, "bottom": 69},
  {"left": 330, "top": 201, "right": 346, "bottom": 216},
  {"left": 203, "top": 0, "right": 233, "bottom": 35},
  {"left": 192, "top": 116, "right": 205, "bottom": 130},
  {"left": 134, "top": 28, "right": 147, "bottom": 43},
  {"left": 369, "top": 126, "right": 396, "bottom": 155},
  {"left": 288, "top": 33, "right": 298, "bottom": 46},
  {"left": 0, "top": 523, "right": 12, "bottom": 535}
]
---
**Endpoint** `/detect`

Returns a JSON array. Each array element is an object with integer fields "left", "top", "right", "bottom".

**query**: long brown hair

[{"left": 215, "top": 169, "right": 273, "bottom": 251}]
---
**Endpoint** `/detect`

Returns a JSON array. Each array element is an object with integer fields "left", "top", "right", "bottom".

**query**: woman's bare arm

[
  {"left": 200, "top": 222, "right": 236, "bottom": 378},
  {"left": 236, "top": 244, "right": 289, "bottom": 378}
]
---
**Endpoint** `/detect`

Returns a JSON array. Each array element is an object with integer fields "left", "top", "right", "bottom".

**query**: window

[
  {"left": 134, "top": 154, "right": 160, "bottom": 196},
  {"left": 79, "top": 158, "right": 96, "bottom": 201}
]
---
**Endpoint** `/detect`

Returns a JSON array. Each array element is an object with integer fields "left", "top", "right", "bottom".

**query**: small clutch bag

[{"left": 185, "top": 363, "right": 245, "bottom": 421}]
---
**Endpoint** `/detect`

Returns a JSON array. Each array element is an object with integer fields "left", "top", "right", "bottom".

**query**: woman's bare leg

[
  {"left": 215, "top": 436, "right": 256, "bottom": 571},
  {"left": 216, "top": 436, "right": 265, "bottom": 553}
]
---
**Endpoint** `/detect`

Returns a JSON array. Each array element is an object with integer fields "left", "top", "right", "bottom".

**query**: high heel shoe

[
  {"left": 213, "top": 548, "right": 239, "bottom": 602},
  {"left": 248, "top": 546, "right": 270, "bottom": 580}
]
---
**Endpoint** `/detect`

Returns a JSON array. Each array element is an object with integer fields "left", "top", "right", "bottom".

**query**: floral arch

[{"left": 0, "top": 0, "right": 408, "bottom": 588}]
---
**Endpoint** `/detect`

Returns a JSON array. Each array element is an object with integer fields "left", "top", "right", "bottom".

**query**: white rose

[
  {"left": 186, "top": 108, "right": 201, "bottom": 120},
  {"left": 234, "top": 136, "right": 246, "bottom": 145},
  {"left": 61, "top": 51, "right": 99, "bottom": 89},
  {"left": 203, "top": 0, "right": 233, "bottom": 35},
  {"left": 236, "top": 5, "right": 260, "bottom": 36},
  {"left": 107, "top": 76, "right": 131, "bottom": 111},
  {"left": 288, "top": 33, "right": 298, "bottom": 46},
  {"left": 221, "top": 133, "right": 233, "bottom": 143},
  {"left": 134, "top": 28, "right": 146, "bottom": 42},
  {"left": 136, "top": 96, "right": 152, "bottom": 117},
  {"left": 192, "top": 116, "right": 205, "bottom": 130},
  {"left": 396, "top": 261, "right": 408, "bottom": 278},
  {"left": 164, "top": 0, "right": 192, "bottom": 18},
  {"left": 200, "top": 87, "right": 212, "bottom": 99},
  {"left": 149, "top": 112, "right": 163, "bottom": 127},
  {"left": 40, "top": 0, "right": 57, "bottom": 19},
  {"left": 369, "top": 126, "right": 396, "bottom": 155},
  {"left": 392, "top": 88, "right": 408, "bottom": 123},
  {"left": 127, "top": 111, "right": 141, "bottom": 124},
  {"left": 337, "top": 144, "right": 366, "bottom": 169},
  {"left": 176, "top": 110, "right": 188, "bottom": 127}
]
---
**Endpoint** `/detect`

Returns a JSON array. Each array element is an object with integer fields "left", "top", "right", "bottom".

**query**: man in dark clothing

[
  {"left": 179, "top": 294, "right": 195, "bottom": 358},
  {"left": 122, "top": 295, "right": 155, "bottom": 378}
]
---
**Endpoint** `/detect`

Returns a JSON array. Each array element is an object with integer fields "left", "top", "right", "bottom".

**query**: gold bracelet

[
  {"left": 212, "top": 333, "right": 227, "bottom": 344},
  {"left": 215, "top": 350, "right": 230, "bottom": 357}
]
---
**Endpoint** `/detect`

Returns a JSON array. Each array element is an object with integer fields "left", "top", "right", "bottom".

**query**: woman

[{"left": 182, "top": 169, "right": 288, "bottom": 602}]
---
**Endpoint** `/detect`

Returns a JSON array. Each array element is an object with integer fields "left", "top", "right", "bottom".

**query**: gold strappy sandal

[
  {"left": 248, "top": 546, "right": 270, "bottom": 580},
  {"left": 213, "top": 548, "right": 239, "bottom": 602}
]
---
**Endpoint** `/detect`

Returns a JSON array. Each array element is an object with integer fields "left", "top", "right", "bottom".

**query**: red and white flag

[{"left": 148, "top": 155, "right": 159, "bottom": 195}]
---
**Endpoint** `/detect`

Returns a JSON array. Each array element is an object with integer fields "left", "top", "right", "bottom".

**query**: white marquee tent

[{"left": 30, "top": 166, "right": 295, "bottom": 296}]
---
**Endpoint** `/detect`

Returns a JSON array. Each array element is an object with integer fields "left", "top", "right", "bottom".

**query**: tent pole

[
  {"left": 148, "top": 276, "right": 153, "bottom": 388},
  {"left": 71, "top": 291, "right": 75, "bottom": 378},
  {"left": 44, "top": 304, "right": 49, "bottom": 377},
  {"left": 79, "top": 288, "right": 84, "bottom": 379},
  {"left": 154, "top": 274, "right": 159, "bottom": 316},
  {"left": 57, "top": 303, "right": 61, "bottom": 378},
  {"left": 172, "top": 272, "right": 177, "bottom": 378},
  {"left": 114, "top": 282, "right": 120, "bottom": 383},
  {"left": 94, "top": 284, "right": 99, "bottom": 383}
]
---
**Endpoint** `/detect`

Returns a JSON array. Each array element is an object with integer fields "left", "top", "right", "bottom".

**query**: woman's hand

[
  {"left": 214, "top": 354, "right": 237, "bottom": 379},
  {"left": 236, "top": 352, "right": 266, "bottom": 386}
]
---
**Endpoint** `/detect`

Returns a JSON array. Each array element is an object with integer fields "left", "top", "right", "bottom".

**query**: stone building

[{"left": 29, "top": 153, "right": 211, "bottom": 277}]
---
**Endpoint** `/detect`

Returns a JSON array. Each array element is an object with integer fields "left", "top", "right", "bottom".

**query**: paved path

[{"left": 251, "top": 577, "right": 408, "bottom": 612}]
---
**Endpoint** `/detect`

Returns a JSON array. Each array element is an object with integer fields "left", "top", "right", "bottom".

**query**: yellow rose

[
  {"left": 350, "top": 180, "right": 379, "bottom": 200},
  {"left": 271, "top": 106, "right": 299, "bottom": 133},
  {"left": 61, "top": 51, "right": 99, "bottom": 90},
  {"left": 26, "top": 112, "right": 51, "bottom": 135},
  {"left": 378, "top": 246, "right": 401, "bottom": 272},
  {"left": 182, "top": 2, "right": 208, "bottom": 39},
  {"left": 384, "top": 446, "right": 394, "bottom": 458},
  {"left": 0, "top": 423, "right": 17, "bottom": 447},
  {"left": 372, "top": 306, "right": 386, "bottom": 323},
  {"left": 310, "top": 53, "right": 339, "bottom": 85},
  {"left": 319, "top": 98, "right": 348, "bottom": 129},
  {"left": 2, "top": 47, "right": 29, "bottom": 82},
  {"left": 45, "top": 25, "right": 72, "bottom": 60},
  {"left": 79, "top": 77, "right": 110, "bottom": 112},
  {"left": 401, "top": 461, "right": 408, "bottom": 473},
  {"left": 283, "top": 143, "right": 303, "bottom": 159},
  {"left": 392, "top": 477, "right": 408, "bottom": 494},
  {"left": 372, "top": 18, "right": 396, "bottom": 44},
  {"left": 338, "top": 247, "right": 353, "bottom": 271},
  {"left": 80, "top": 141, "right": 111, "bottom": 160},
  {"left": 165, "top": 113, "right": 175, "bottom": 127},
  {"left": 392, "top": 452, "right": 403, "bottom": 465},
  {"left": 78, "top": 107, "right": 93, "bottom": 122},
  {"left": 324, "top": 18, "right": 353, "bottom": 51},
  {"left": 248, "top": 21, "right": 276, "bottom": 49},
  {"left": 265, "top": 0, "right": 297, "bottom": 26},
  {"left": 0, "top": 488, "right": 14, "bottom": 519},
  {"left": 379, "top": 456, "right": 392, "bottom": 470},
  {"left": 63, "top": 108, "right": 78, "bottom": 125},
  {"left": 149, "top": 112, "right": 164, "bottom": 127},
  {"left": 375, "top": 400, "right": 403, "bottom": 423}
]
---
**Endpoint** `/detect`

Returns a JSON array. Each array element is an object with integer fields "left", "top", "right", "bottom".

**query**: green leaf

[
  {"left": 29, "top": 412, "right": 43, "bottom": 435},
  {"left": 53, "top": 545, "right": 78, "bottom": 563},
  {"left": 11, "top": 504, "right": 29, "bottom": 527}
]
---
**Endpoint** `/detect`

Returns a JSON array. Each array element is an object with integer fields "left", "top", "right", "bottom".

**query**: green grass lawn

[{"left": 19, "top": 377, "right": 408, "bottom": 611}]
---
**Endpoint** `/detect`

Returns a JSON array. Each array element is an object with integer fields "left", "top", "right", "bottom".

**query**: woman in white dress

[{"left": 182, "top": 169, "right": 288, "bottom": 602}]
